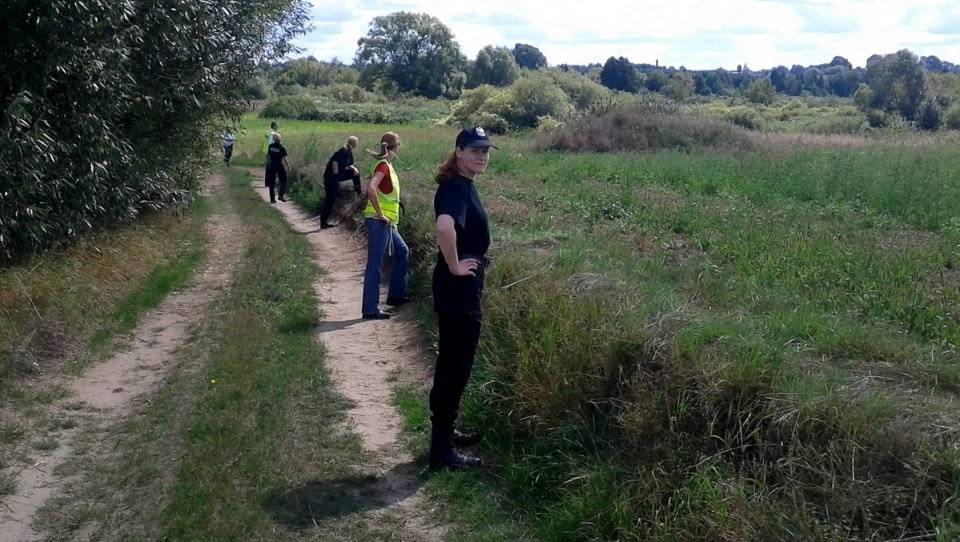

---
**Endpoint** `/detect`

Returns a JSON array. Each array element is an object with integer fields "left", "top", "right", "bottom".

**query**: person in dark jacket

[
  {"left": 427, "top": 127, "right": 497, "bottom": 472},
  {"left": 320, "top": 136, "right": 361, "bottom": 228},
  {"left": 265, "top": 133, "right": 290, "bottom": 204}
]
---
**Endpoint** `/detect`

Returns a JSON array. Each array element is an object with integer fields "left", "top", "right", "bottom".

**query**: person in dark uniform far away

[
  {"left": 265, "top": 132, "right": 290, "bottom": 204},
  {"left": 320, "top": 135, "right": 362, "bottom": 228},
  {"left": 263, "top": 121, "right": 278, "bottom": 187},
  {"left": 428, "top": 126, "right": 498, "bottom": 471}
]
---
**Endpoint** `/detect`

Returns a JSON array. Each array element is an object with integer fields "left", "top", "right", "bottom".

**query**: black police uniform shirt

[
  {"left": 434, "top": 175, "right": 490, "bottom": 260},
  {"left": 323, "top": 147, "right": 354, "bottom": 180},
  {"left": 267, "top": 142, "right": 287, "bottom": 163}
]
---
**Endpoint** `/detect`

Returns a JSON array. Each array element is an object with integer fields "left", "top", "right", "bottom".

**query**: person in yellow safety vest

[
  {"left": 360, "top": 131, "right": 409, "bottom": 320},
  {"left": 262, "top": 121, "right": 278, "bottom": 186}
]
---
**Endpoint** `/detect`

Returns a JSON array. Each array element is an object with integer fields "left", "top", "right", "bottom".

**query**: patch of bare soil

[
  {"left": 252, "top": 171, "right": 447, "bottom": 540},
  {"left": 0, "top": 174, "right": 244, "bottom": 542}
]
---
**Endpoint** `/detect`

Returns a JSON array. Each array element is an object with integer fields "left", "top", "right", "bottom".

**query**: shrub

[
  {"left": 532, "top": 105, "right": 755, "bottom": 153},
  {"left": 259, "top": 95, "right": 319, "bottom": 119},
  {"left": 539, "top": 68, "right": 611, "bottom": 110},
  {"left": 244, "top": 77, "right": 272, "bottom": 100},
  {"left": 725, "top": 107, "right": 762, "bottom": 130},
  {"left": 536, "top": 115, "right": 564, "bottom": 132},
  {"left": 944, "top": 104, "right": 960, "bottom": 130},
  {"left": 917, "top": 99, "right": 943, "bottom": 131},
  {"left": 315, "top": 83, "right": 371, "bottom": 104},
  {"left": 445, "top": 85, "right": 503, "bottom": 127},
  {"left": 487, "top": 75, "right": 575, "bottom": 129}
]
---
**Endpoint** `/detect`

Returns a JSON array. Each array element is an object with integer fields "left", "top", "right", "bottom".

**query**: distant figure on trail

[
  {"left": 221, "top": 128, "right": 236, "bottom": 166},
  {"left": 263, "top": 121, "right": 279, "bottom": 186},
  {"left": 319, "top": 136, "right": 362, "bottom": 229},
  {"left": 427, "top": 127, "right": 497, "bottom": 472},
  {"left": 360, "top": 131, "right": 409, "bottom": 320},
  {"left": 266, "top": 133, "right": 290, "bottom": 204}
]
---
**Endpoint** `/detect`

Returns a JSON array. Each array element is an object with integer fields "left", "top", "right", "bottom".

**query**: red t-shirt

[{"left": 375, "top": 162, "right": 393, "bottom": 194}]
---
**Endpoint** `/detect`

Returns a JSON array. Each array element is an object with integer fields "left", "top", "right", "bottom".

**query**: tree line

[{"left": 260, "top": 12, "right": 960, "bottom": 131}]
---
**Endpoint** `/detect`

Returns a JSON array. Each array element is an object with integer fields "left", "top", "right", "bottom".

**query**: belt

[{"left": 461, "top": 254, "right": 489, "bottom": 270}]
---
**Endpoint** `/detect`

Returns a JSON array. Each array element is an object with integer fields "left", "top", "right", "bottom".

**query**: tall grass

[
  {"left": 239, "top": 113, "right": 960, "bottom": 540},
  {"left": 0, "top": 201, "right": 210, "bottom": 384}
]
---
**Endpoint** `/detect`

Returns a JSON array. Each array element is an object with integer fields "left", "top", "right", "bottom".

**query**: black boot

[
  {"left": 429, "top": 423, "right": 481, "bottom": 472},
  {"left": 452, "top": 428, "right": 482, "bottom": 447}
]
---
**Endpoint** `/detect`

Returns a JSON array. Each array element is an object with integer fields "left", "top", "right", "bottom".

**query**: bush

[
  {"left": 944, "top": 104, "right": 960, "bottom": 130},
  {"left": 244, "top": 77, "right": 272, "bottom": 100},
  {"left": 445, "top": 85, "right": 503, "bottom": 127},
  {"left": 259, "top": 95, "right": 319, "bottom": 119},
  {"left": 315, "top": 83, "right": 371, "bottom": 104},
  {"left": 539, "top": 68, "right": 611, "bottom": 110},
  {"left": 536, "top": 115, "right": 564, "bottom": 132},
  {"left": 725, "top": 107, "right": 762, "bottom": 130},
  {"left": 487, "top": 75, "right": 575, "bottom": 129},
  {"left": 917, "top": 99, "right": 943, "bottom": 131},
  {"left": 532, "top": 105, "right": 755, "bottom": 153}
]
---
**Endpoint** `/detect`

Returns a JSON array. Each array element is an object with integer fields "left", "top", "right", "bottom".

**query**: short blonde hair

[{"left": 346, "top": 136, "right": 359, "bottom": 148}]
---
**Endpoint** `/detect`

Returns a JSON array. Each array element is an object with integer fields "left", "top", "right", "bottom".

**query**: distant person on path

[
  {"left": 320, "top": 136, "right": 362, "bottom": 229},
  {"left": 427, "top": 127, "right": 497, "bottom": 471},
  {"left": 266, "top": 133, "right": 290, "bottom": 204},
  {"left": 263, "top": 121, "right": 278, "bottom": 186},
  {"left": 360, "top": 132, "right": 409, "bottom": 320},
  {"left": 221, "top": 128, "right": 236, "bottom": 166}
]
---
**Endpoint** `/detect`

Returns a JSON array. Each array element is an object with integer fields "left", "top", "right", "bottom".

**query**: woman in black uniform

[{"left": 428, "top": 127, "right": 497, "bottom": 471}]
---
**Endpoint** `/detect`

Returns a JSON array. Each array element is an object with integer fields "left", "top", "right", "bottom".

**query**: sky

[{"left": 294, "top": 0, "right": 960, "bottom": 71}]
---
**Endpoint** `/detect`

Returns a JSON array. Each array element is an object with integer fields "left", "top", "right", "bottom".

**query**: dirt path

[
  {"left": 0, "top": 174, "right": 245, "bottom": 542},
  {"left": 252, "top": 172, "right": 446, "bottom": 539},
  {"left": 1, "top": 171, "right": 447, "bottom": 541}
]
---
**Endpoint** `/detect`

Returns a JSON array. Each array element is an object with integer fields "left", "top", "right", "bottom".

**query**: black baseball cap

[{"left": 456, "top": 127, "right": 498, "bottom": 149}]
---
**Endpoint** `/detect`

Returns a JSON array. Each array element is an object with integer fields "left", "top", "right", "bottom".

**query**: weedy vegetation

[{"left": 263, "top": 102, "right": 960, "bottom": 540}]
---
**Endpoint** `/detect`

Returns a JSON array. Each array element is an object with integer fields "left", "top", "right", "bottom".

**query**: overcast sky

[{"left": 294, "top": 0, "right": 960, "bottom": 70}]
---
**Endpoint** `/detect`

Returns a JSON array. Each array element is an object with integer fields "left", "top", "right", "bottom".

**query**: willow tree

[
  {"left": 355, "top": 12, "right": 467, "bottom": 99},
  {"left": 0, "top": 0, "right": 309, "bottom": 263}
]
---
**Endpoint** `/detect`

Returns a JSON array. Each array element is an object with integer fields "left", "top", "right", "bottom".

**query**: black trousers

[
  {"left": 429, "top": 263, "right": 485, "bottom": 429},
  {"left": 223, "top": 145, "right": 233, "bottom": 165},
  {"left": 265, "top": 162, "right": 287, "bottom": 202},
  {"left": 430, "top": 311, "right": 482, "bottom": 428},
  {"left": 319, "top": 173, "right": 361, "bottom": 225}
]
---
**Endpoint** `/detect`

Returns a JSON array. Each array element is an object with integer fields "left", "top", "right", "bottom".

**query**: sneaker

[
  {"left": 278, "top": 195, "right": 286, "bottom": 202},
  {"left": 320, "top": 222, "right": 337, "bottom": 229},
  {"left": 361, "top": 311, "right": 390, "bottom": 320},
  {"left": 385, "top": 296, "right": 411, "bottom": 307}
]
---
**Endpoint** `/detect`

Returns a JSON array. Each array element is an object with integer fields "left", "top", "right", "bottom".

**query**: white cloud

[{"left": 294, "top": 0, "right": 960, "bottom": 69}]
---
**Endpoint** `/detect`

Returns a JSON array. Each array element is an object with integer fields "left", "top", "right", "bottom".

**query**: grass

[
  {"left": 9, "top": 106, "right": 960, "bottom": 539},
  {"left": 35, "top": 167, "right": 416, "bottom": 541},
  {"left": 240, "top": 113, "right": 960, "bottom": 541},
  {"left": 0, "top": 191, "right": 211, "bottom": 511},
  {"left": 86, "top": 199, "right": 210, "bottom": 352},
  {"left": 0, "top": 198, "right": 211, "bottom": 385}
]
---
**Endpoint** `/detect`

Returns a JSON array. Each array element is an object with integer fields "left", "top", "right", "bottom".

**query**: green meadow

[{"left": 236, "top": 112, "right": 960, "bottom": 540}]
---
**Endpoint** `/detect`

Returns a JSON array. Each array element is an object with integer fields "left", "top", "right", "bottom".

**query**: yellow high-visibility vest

[
  {"left": 262, "top": 130, "right": 275, "bottom": 154},
  {"left": 363, "top": 160, "right": 400, "bottom": 224}
]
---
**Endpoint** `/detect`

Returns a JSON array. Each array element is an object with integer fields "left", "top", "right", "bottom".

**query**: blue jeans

[{"left": 362, "top": 217, "right": 409, "bottom": 315}]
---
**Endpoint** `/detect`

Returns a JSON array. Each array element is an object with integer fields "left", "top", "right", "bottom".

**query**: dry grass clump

[
  {"left": 531, "top": 104, "right": 960, "bottom": 157},
  {"left": 531, "top": 105, "right": 757, "bottom": 154}
]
